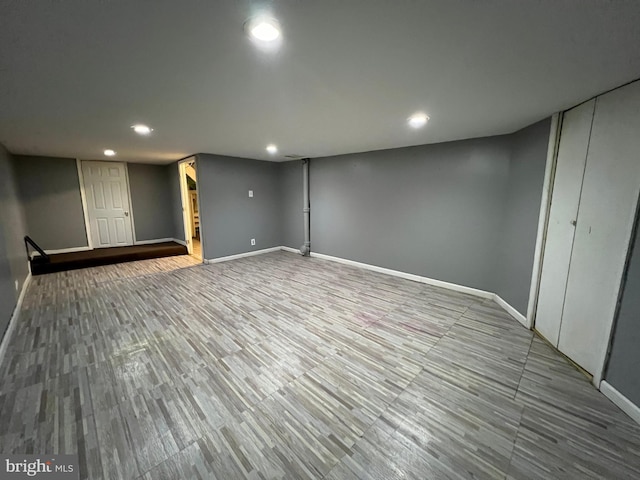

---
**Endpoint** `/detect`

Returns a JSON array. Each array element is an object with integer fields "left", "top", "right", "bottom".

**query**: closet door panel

[
  {"left": 559, "top": 80, "right": 640, "bottom": 376},
  {"left": 535, "top": 100, "right": 594, "bottom": 346}
]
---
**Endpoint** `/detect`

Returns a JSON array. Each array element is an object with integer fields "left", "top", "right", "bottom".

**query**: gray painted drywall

[
  {"left": 493, "top": 119, "right": 551, "bottom": 314},
  {"left": 310, "top": 138, "right": 512, "bottom": 291},
  {"left": 605, "top": 210, "right": 640, "bottom": 406},
  {"left": 197, "top": 154, "right": 280, "bottom": 259},
  {"left": 0, "top": 143, "right": 29, "bottom": 340},
  {"left": 128, "top": 163, "right": 175, "bottom": 241},
  {"left": 13, "top": 155, "right": 88, "bottom": 250},
  {"left": 279, "top": 160, "right": 304, "bottom": 250}
]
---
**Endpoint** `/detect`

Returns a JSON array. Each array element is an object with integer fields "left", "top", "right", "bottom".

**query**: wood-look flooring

[
  {"left": 191, "top": 237, "right": 202, "bottom": 260},
  {"left": 1, "top": 251, "right": 639, "bottom": 479}
]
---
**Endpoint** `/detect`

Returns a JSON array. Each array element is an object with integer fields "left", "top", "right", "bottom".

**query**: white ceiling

[{"left": 1, "top": 0, "right": 639, "bottom": 164}]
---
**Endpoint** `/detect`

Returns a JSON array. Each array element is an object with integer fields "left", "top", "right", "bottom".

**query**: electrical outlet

[
  {"left": 14, "top": 280, "right": 19, "bottom": 291},
  {"left": 251, "top": 238, "right": 256, "bottom": 246},
  {"left": 248, "top": 190, "right": 253, "bottom": 198}
]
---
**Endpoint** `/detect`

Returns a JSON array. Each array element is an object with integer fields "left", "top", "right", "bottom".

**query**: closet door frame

[
  {"left": 531, "top": 80, "right": 640, "bottom": 387},
  {"left": 525, "top": 112, "right": 563, "bottom": 330},
  {"left": 558, "top": 81, "right": 640, "bottom": 385},
  {"left": 530, "top": 101, "right": 595, "bottom": 346}
]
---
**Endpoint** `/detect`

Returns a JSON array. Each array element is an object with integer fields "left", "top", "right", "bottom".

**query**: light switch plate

[{"left": 249, "top": 190, "right": 253, "bottom": 197}]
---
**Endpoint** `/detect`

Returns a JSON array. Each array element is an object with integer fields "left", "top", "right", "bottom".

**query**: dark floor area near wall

[
  {"left": 1, "top": 252, "right": 639, "bottom": 479},
  {"left": 30, "top": 242, "right": 187, "bottom": 275}
]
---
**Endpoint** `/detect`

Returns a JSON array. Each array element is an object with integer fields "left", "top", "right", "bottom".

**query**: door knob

[
  {"left": 125, "top": 212, "right": 129, "bottom": 216},
  {"left": 570, "top": 219, "right": 576, "bottom": 226}
]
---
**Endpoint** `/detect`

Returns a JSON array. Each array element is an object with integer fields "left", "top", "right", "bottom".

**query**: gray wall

[
  {"left": 197, "top": 153, "right": 281, "bottom": 259},
  {"left": 13, "top": 155, "right": 88, "bottom": 250},
  {"left": 0, "top": 144, "right": 29, "bottom": 340},
  {"left": 167, "top": 162, "right": 185, "bottom": 242},
  {"left": 279, "top": 160, "right": 303, "bottom": 250},
  {"left": 128, "top": 163, "right": 175, "bottom": 241},
  {"left": 493, "top": 119, "right": 551, "bottom": 313},
  {"left": 310, "top": 138, "right": 512, "bottom": 291},
  {"left": 606, "top": 210, "right": 640, "bottom": 406},
  {"left": 12, "top": 157, "right": 181, "bottom": 250}
]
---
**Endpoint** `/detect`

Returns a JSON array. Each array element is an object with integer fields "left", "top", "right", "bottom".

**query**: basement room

[{"left": 1, "top": 1, "right": 640, "bottom": 479}]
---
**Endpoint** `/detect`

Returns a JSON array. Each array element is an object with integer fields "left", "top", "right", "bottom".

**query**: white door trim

[
  {"left": 76, "top": 158, "right": 94, "bottom": 249},
  {"left": 597, "top": 191, "right": 640, "bottom": 387},
  {"left": 526, "top": 112, "right": 562, "bottom": 329},
  {"left": 123, "top": 163, "right": 137, "bottom": 244},
  {"left": 178, "top": 158, "right": 194, "bottom": 255},
  {"left": 593, "top": 187, "right": 640, "bottom": 387},
  {"left": 80, "top": 160, "right": 135, "bottom": 248},
  {"left": 194, "top": 159, "right": 206, "bottom": 260},
  {"left": 179, "top": 156, "right": 205, "bottom": 261}
]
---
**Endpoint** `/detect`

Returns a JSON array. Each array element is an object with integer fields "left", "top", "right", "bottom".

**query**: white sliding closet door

[
  {"left": 558, "top": 81, "right": 640, "bottom": 378},
  {"left": 535, "top": 100, "right": 595, "bottom": 346}
]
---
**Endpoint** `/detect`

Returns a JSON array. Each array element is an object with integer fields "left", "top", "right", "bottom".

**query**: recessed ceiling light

[
  {"left": 104, "top": 149, "right": 116, "bottom": 157},
  {"left": 408, "top": 113, "right": 430, "bottom": 129},
  {"left": 266, "top": 144, "right": 278, "bottom": 154},
  {"left": 246, "top": 17, "right": 281, "bottom": 42},
  {"left": 131, "top": 124, "right": 153, "bottom": 135}
]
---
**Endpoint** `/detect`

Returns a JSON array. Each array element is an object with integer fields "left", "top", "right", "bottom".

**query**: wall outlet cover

[
  {"left": 249, "top": 190, "right": 253, "bottom": 197},
  {"left": 251, "top": 239, "right": 256, "bottom": 246}
]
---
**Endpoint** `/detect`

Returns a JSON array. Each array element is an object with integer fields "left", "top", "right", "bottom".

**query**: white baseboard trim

[
  {"left": 32, "top": 245, "right": 91, "bottom": 257},
  {"left": 0, "top": 272, "right": 32, "bottom": 368},
  {"left": 308, "top": 252, "right": 494, "bottom": 300},
  {"left": 204, "top": 247, "right": 528, "bottom": 326},
  {"left": 493, "top": 294, "right": 527, "bottom": 327},
  {"left": 135, "top": 238, "right": 175, "bottom": 246},
  {"left": 600, "top": 380, "right": 640, "bottom": 426},
  {"left": 207, "top": 246, "right": 282, "bottom": 264},
  {"left": 280, "top": 246, "right": 301, "bottom": 254},
  {"left": 422, "top": 276, "right": 493, "bottom": 300},
  {"left": 32, "top": 238, "right": 185, "bottom": 255}
]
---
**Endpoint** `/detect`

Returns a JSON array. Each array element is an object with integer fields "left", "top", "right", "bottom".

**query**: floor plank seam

[
  {"left": 427, "top": 302, "right": 473, "bottom": 349},
  {"left": 136, "top": 438, "right": 200, "bottom": 478},
  {"left": 320, "top": 364, "right": 427, "bottom": 480},
  {"left": 247, "top": 346, "right": 342, "bottom": 411},
  {"left": 512, "top": 334, "right": 536, "bottom": 402},
  {"left": 325, "top": 302, "right": 475, "bottom": 478},
  {"left": 504, "top": 403, "right": 527, "bottom": 480}
]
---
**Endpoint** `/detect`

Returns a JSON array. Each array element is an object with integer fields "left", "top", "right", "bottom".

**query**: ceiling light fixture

[
  {"left": 266, "top": 144, "right": 278, "bottom": 154},
  {"left": 131, "top": 124, "right": 153, "bottom": 135},
  {"left": 246, "top": 17, "right": 281, "bottom": 42},
  {"left": 408, "top": 113, "right": 430, "bottom": 129},
  {"left": 104, "top": 149, "right": 116, "bottom": 157}
]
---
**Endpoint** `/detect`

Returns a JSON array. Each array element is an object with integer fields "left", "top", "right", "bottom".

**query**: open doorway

[{"left": 178, "top": 157, "right": 203, "bottom": 261}]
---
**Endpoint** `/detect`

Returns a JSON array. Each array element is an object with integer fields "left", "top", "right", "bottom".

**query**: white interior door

[
  {"left": 82, "top": 161, "right": 134, "bottom": 248},
  {"left": 558, "top": 80, "right": 640, "bottom": 378},
  {"left": 535, "top": 100, "right": 595, "bottom": 346}
]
